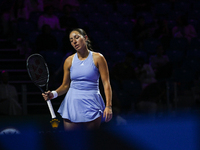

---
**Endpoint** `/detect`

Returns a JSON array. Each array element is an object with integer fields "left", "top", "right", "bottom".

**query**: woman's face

[{"left": 69, "top": 31, "right": 87, "bottom": 51}]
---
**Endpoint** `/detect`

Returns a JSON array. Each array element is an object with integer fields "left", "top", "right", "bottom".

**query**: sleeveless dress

[{"left": 57, "top": 51, "right": 105, "bottom": 122}]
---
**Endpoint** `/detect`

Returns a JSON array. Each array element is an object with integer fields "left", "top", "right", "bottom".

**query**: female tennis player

[{"left": 42, "top": 28, "right": 112, "bottom": 131}]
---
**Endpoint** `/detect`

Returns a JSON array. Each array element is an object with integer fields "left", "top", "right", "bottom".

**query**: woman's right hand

[{"left": 42, "top": 91, "right": 53, "bottom": 101}]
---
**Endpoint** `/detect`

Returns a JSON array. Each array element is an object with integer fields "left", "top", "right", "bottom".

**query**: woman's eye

[{"left": 75, "top": 35, "right": 79, "bottom": 39}]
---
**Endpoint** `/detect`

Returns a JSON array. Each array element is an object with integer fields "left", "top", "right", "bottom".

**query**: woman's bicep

[
  {"left": 97, "top": 54, "right": 110, "bottom": 84},
  {"left": 62, "top": 58, "right": 71, "bottom": 87}
]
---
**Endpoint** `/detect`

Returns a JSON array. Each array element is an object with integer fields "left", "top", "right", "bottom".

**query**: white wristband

[{"left": 52, "top": 91, "right": 58, "bottom": 99}]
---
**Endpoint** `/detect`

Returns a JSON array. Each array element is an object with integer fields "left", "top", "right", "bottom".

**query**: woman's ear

[{"left": 84, "top": 35, "right": 88, "bottom": 41}]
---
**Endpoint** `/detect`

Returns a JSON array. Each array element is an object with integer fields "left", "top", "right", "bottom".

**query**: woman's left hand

[{"left": 103, "top": 107, "right": 113, "bottom": 122}]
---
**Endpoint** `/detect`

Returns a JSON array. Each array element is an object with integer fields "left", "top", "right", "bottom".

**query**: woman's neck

[{"left": 77, "top": 49, "right": 89, "bottom": 60}]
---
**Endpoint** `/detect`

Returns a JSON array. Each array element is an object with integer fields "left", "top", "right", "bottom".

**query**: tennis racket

[{"left": 26, "top": 53, "right": 56, "bottom": 119}]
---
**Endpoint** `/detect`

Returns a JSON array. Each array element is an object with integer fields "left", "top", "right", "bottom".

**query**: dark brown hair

[{"left": 70, "top": 28, "right": 93, "bottom": 51}]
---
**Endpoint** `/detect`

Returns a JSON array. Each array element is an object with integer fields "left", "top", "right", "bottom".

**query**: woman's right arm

[
  {"left": 55, "top": 56, "right": 72, "bottom": 96},
  {"left": 42, "top": 56, "right": 72, "bottom": 100}
]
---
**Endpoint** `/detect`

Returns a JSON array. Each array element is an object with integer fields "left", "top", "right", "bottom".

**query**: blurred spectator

[
  {"left": 0, "top": 0, "right": 16, "bottom": 37},
  {"left": 28, "top": 0, "right": 44, "bottom": 13},
  {"left": 17, "top": 38, "right": 32, "bottom": 59},
  {"left": 1, "top": 0, "right": 30, "bottom": 38},
  {"left": 149, "top": 44, "right": 173, "bottom": 80},
  {"left": 43, "top": 0, "right": 60, "bottom": 11},
  {"left": 1, "top": 11, "right": 11, "bottom": 38},
  {"left": 135, "top": 57, "right": 157, "bottom": 89},
  {"left": 0, "top": 71, "right": 22, "bottom": 115},
  {"left": 10, "top": 0, "right": 30, "bottom": 22},
  {"left": 172, "top": 15, "right": 197, "bottom": 43},
  {"left": 110, "top": 52, "right": 136, "bottom": 87},
  {"left": 136, "top": 80, "right": 167, "bottom": 115},
  {"left": 1, "top": 0, "right": 43, "bottom": 38},
  {"left": 35, "top": 24, "right": 58, "bottom": 52},
  {"left": 153, "top": 19, "right": 171, "bottom": 50},
  {"left": 134, "top": 57, "right": 166, "bottom": 115},
  {"left": 59, "top": 0, "right": 80, "bottom": 12},
  {"left": 38, "top": 5, "right": 61, "bottom": 30},
  {"left": 150, "top": 45, "right": 169, "bottom": 69},
  {"left": 132, "top": 16, "right": 150, "bottom": 50},
  {"left": 59, "top": 4, "right": 78, "bottom": 32}
]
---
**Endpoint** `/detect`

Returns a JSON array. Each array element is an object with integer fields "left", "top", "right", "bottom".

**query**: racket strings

[
  {"left": 30, "top": 74, "right": 48, "bottom": 86},
  {"left": 27, "top": 54, "right": 49, "bottom": 86}
]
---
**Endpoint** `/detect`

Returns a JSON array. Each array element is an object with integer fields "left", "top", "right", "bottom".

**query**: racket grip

[{"left": 46, "top": 100, "right": 56, "bottom": 119}]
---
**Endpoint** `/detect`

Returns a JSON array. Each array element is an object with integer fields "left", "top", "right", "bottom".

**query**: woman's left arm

[{"left": 94, "top": 53, "right": 112, "bottom": 122}]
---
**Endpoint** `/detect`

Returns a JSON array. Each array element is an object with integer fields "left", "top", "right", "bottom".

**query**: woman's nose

[{"left": 73, "top": 39, "right": 77, "bottom": 44}]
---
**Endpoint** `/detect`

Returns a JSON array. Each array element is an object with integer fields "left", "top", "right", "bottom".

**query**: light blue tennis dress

[{"left": 57, "top": 51, "right": 105, "bottom": 122}]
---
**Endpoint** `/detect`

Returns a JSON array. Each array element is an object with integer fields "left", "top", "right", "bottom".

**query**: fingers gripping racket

[{"left": 26, "top": 54, "right": 59, "bottom": 127}]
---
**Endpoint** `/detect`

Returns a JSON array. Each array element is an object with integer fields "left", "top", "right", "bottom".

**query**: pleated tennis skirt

[{"left": 57, "top": 88, "right": 105, "bottom": 123}]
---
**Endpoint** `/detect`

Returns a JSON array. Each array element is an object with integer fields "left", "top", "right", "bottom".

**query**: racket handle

[{"left": 46, "top": 100, "right": 56, "bottom": 119}]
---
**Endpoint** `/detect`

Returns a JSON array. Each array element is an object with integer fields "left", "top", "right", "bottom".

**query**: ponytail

[{"left": 86, "top": 38, "right": 93, "bottom": 51}]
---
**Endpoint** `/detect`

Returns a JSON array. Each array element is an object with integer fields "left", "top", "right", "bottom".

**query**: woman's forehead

[{"left": 69, "top": 31, "right": 81, "bottom": 37}]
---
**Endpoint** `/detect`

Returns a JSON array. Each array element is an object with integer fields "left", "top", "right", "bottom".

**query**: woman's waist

[
  {"left": 70, "top": 81, "right": 98, "bottom": 89},
  {"left": 69, "top": 87, "right": 100, "bottom": 94}
]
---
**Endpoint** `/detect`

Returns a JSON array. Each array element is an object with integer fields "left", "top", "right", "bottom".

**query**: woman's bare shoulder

[
  {"left": 64, "top": 53, "right": 75, "bottom": 68},
  {"left": 92, "top": 52, "right": 104, "bottom": 59},
  {"left": 92, "top": 52, "right": 107, "bottom": 68}
]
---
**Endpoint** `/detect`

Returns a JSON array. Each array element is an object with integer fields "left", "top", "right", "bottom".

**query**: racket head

[{"left": 26, "top": 53, "right": 49, "bottom": 90}]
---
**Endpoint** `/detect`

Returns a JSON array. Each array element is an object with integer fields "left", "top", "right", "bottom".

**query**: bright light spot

[{"left": 0, "top": 128, "right": 20, "bottom": 135}]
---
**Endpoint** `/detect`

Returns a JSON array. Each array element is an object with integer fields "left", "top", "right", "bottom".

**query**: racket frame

[{"left": 26, "top": 53, "right": 56, "bottom": 119}]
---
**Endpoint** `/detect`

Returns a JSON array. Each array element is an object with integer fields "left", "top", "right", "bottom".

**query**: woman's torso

[{"left": 69, "top": 51, "right": 100, "bottom": 90}]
